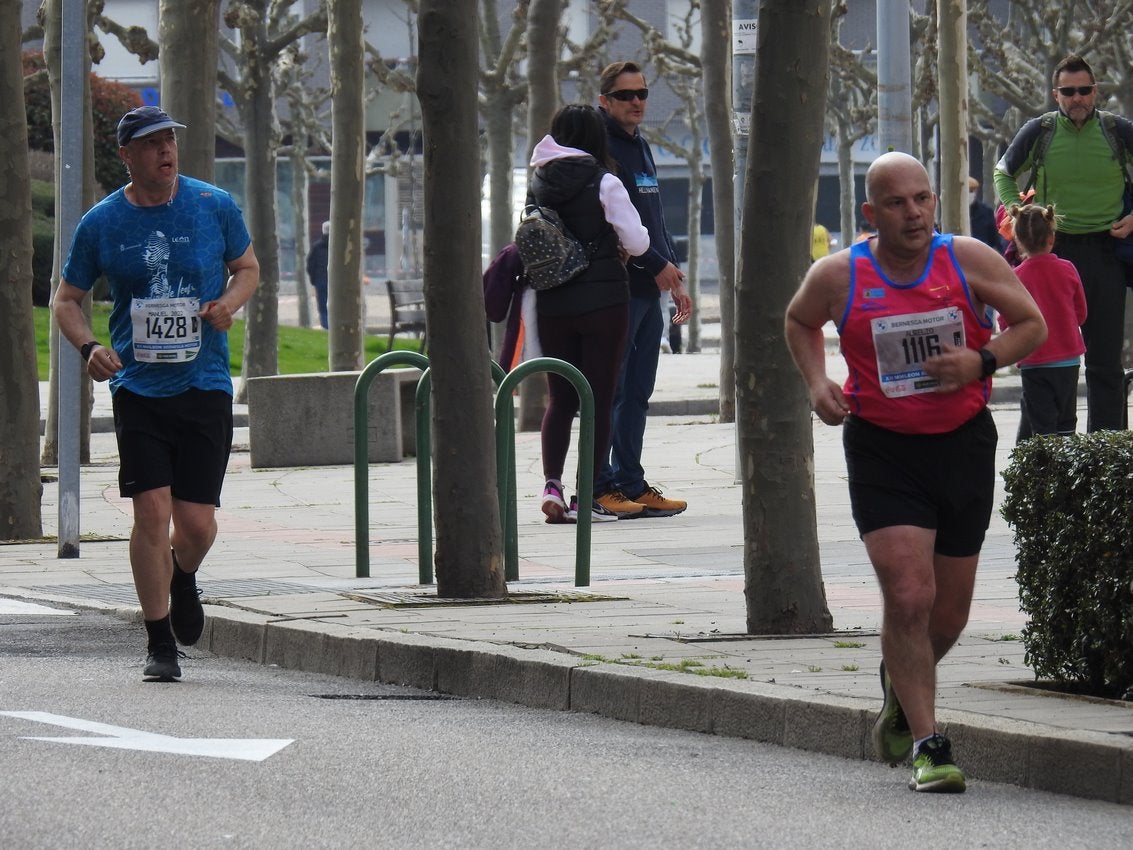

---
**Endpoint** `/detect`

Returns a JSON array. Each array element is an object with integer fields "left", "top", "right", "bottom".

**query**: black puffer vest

[{"left": 528, "top": 156, "right": 629, "bottom": 317}]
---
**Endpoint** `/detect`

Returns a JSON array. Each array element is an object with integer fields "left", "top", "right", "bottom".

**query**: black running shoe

[
  {"left": 143, "top": 641, "right": 182, "bottom": 681},
  {"left": 170, "top": 567, "right": 205, "bottom": 646}
]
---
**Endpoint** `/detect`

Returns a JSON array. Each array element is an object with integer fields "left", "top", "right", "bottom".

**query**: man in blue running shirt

[{"left": 54, "top": 106, "right": 259, "bottom": 682}]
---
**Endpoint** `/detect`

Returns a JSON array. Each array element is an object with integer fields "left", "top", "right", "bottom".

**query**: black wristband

[
  {"left": 80, "top": 341, "right": 100, "bottom": 362},
  {"left": 978, "top": 347, "right": 997, "bottom": 379}
]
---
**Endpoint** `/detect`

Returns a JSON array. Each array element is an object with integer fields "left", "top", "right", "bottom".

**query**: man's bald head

[{"left": 865, "top": 152, "right": 931, "bottom": 206}]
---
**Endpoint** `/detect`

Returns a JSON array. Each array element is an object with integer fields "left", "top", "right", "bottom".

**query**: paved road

[{"left": 2, "top": 610, "right": 1131, "bottom": 849}]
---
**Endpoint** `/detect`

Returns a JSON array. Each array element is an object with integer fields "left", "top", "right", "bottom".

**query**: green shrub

[
  {"left": 1001, "top": 433, "right": 1133, "bottom": 699},
  {"left": 31, "top": 179, "right": 55, "bottom": 306},
  {"left": 24, "top": 51, "right": 140, "bottom": 195}
]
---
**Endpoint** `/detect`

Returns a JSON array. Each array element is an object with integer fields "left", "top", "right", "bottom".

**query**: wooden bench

[{"left": 386, "top": 278, "right": 426, "bottom": 351}]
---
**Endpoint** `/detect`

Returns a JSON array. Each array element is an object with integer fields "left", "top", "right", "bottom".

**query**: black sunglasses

[
  {"left": 605, "top": 88, "right": 649, "bottom": 102},
  {"left": 1056, "top": 85, "right": 1096, "bottom": 97}
]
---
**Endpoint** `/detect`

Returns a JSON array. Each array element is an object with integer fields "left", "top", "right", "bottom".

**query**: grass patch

[
  {"left": 32, "top": 304, "right": 420, "bottom": 381},
  {"left": 833, "top": 640, "right": 866, "bottom": 649},
  {"left": 576, "top": 653, "right": 748, "bottom": 680}
]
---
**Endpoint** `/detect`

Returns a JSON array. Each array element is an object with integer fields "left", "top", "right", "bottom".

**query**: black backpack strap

[
  {"left": 1024, "top": 111, "right": 1058, "bottom": 193},
  {"left": 1098, "top": 110, "right": 1133, "bottom": 186}
]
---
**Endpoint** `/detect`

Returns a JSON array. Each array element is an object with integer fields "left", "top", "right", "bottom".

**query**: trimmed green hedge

[{"left": 1001, "top": 433, "right": 1133, "bottom": 700}]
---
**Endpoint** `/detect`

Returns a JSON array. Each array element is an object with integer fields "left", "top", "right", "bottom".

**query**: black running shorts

[
  {"left": 112, "top": 387, "right": 234, "bottom": 505},
  {"left": 842, "top": 407, "right": 997, "bottom": 558}
]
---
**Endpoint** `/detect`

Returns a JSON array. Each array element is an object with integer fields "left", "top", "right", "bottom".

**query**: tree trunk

[
  {"left": 837, "top": 131, "right": 855, "bottom": 242},
  {"left": 515, "top": 0, "right": 564, "bottom": 431},
  {"left": 0, "top": 0, "right": 43, "bottom": 539},
  {"left": 159, "top": 0, "right": 219, "bottom": 183},
  {"left": 737, "top": 0, "right": 832, "bottom": 635},
  {"left": 418, "top": 0, "right": 506, "bottom": 598},
  {"left": 937, "top": 0, "right": 968, "bottom": 235},
  {"left": 683, "top": 98, "right": 704, "bottom": 355},
  {"left": 289, "top": 148, "right": 312, "bottom": 329},
  {"left": 235, "top": 14, "right": 281, "bottom": 400},
  {"left": 327, "top": 0, "right": 365, "bottom": 371},
  {"left": 702, "top": 0, "right": 735, "bottom": 421}
]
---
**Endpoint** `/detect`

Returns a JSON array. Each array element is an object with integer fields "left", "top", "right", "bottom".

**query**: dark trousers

[
  {"left": 537, "top": 303, "right": 629, "bottom": 485},
  {"left": 1017, "top": 365, "right": 1080, "bottom": 443},
  {"left": 595, "top": 294, "right": 664, "bottom": 498},
  {"left": 1053, "top": 233, "right": 1126, "bottom": 430}
]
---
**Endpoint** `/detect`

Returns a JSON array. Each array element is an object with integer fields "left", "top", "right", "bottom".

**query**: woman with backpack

[{"left": 525, "top": 103, "right": 649, "bottom": 524}]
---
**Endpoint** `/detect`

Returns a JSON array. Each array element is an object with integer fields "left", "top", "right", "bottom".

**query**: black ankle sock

[{"left": 145, "top": 615, "right": 174, "bottom": 648}]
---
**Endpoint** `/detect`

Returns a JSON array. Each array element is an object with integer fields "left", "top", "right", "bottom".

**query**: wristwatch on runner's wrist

[{"left": 977, "top": 347, "right": 997, "bottom": 379}]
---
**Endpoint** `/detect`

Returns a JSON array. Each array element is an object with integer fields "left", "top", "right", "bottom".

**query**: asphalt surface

[{"left": 10, "top": 303, "right": 1132, "bottom": 808}]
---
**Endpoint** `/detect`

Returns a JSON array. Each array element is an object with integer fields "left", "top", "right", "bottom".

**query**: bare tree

[
  {"left": 0, "top": 0, "right": 42, "bottom": 539},
  {"left": 737, "top": 0, "right": 833, "bottom": 635},
  {"left": 513, "top": 0, "right": 564, "bottom": 432},
  {"left": 827, "top": 7, "right": 877, "bottom": 242},
  {"left": 219, "top": 1, "right": 327, "bottom": 399},
  {"left": 417, "top": 0, "right": 506, "bottom": 598},
  {"left": 159, "top": 0, "right": 220, "bottom": 182},
  {"left": 278, "top": 46, "right": 330, "bottom": 331},
  {"left": 326, "top": 0, "right": 366, "bottom": 371},
  {"left": 701, "top": 0, "right": 735, "bottom": 420},
  {"left": 608, "top": 3, "right": 707, "bottom": 352},
  {"left": 480, "top": 0, "right": 529, "bottom": 260},
  {"left": 937, "top": 0, "right": 968, "bottom": 235}
]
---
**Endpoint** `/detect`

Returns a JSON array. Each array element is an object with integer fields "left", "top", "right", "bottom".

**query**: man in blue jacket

[{"left": 594, "top": 61, "right": 693, "bottom": 518}]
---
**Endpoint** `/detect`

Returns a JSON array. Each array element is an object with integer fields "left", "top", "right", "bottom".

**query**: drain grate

[
  {"left": 310, "top": 693, "right": 457, "bottom": 701},
  {"left": 28, "top": 578, "right": 322, "bottom": 606},
  {"left": 343, "top": 589, "right": 625, "bottom": 608}
]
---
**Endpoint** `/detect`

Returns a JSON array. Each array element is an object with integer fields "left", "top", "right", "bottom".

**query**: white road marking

[
  {"left": 0, "top": 600, "right": 76, "bottom": 615},
  {"left": 0, "top": 711, "right": 293, "bottom": 762}
]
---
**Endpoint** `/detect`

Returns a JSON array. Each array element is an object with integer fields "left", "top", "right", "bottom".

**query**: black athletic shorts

[
  {"left": 842, "top": 407, "right": 997, "bottom": 558},
  {"left": 112, "top": 387, "right": 233, "bottom": 505}
]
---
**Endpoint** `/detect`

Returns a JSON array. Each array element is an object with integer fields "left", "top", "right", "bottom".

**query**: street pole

[
  {"left": 876, "top": 0, "right": 913, "bottom": 154},
  {"left": 732, "top": 0, "right": 758, "bottom": 483},
  {"left": 56, "top": 0, "right": 85, "bottom": 558}
]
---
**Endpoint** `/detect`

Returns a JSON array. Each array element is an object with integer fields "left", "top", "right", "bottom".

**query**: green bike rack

[
  {"left": 494, "top": 357, "right": 595, "bottom": 587},
  {"left": 354, "top": 350, "right": 430, "bottom": 580},
  {"left": 355, "top": 352, "right": 509, "bottom": 583}
]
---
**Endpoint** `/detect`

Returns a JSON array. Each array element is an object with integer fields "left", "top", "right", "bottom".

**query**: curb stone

[{"left": 192, "top": 608, "right": 1131, "bottom": 805}]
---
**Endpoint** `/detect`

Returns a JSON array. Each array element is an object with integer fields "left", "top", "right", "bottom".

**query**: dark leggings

[{"left": 537, "top": 303, "right": 629, "bottom": 485}]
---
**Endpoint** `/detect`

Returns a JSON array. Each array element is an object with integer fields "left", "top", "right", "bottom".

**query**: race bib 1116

[{"left": 871, "top": 306, "right": 965, "bottom": 398}]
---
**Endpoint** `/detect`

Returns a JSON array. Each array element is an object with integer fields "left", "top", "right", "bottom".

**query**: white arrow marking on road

[
  {"left": 1, "top": 711, "right": 293, "bottom": 762},
  {"left": 0, "top": 600, "right": 76, "bottom": 615}
]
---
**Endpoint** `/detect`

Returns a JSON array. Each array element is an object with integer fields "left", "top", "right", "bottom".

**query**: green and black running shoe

[
  {"left": 871, "top": 660, "right": 913, "bottom": 765},
  {"left": 908, "top": 733, "right": 967, "bottom": 793}
]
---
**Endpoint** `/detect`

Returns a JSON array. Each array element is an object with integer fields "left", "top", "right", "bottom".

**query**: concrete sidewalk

[{"left": 13, "top": 348, "right": 1131, "bottom": 805}]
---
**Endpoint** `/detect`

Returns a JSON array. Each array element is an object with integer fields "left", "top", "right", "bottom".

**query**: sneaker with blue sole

[{"left": 565, "top": 496, "right": 619, "bottom": 523}]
